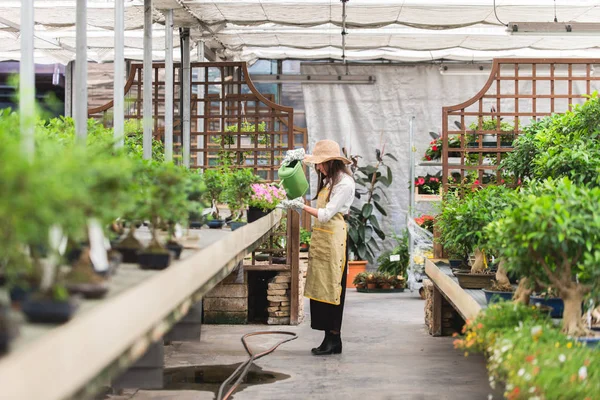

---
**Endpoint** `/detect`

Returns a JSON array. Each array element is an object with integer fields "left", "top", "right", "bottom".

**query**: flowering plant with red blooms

[
  {"left": 422, "top": 136, "right": 461, "bottom": 161},
  {"left": 415, "top": 215, "right": 435, "bottom": 233},
  {"left": 413, "top": 174, "right": 441, "bottom": 194}
]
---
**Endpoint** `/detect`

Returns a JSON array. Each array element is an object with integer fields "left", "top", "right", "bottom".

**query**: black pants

[{"left": 310, "top": 252, "right": 349, "bottom": 332}]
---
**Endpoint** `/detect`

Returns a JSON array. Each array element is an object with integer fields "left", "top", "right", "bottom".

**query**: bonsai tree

[
  {"left": 345, "top": 143, "right": 396, "bottom": 263},
  {"left": 436, "top": 185, "right": 517, "bottom": 286},
  {"left": 203, "top": 168, "right": 227, "bottom": 220},
  {"left": 224, "top": 168, "right": 260, "bottom": 221},
  {"left": 487, "top": 178, "right": 600, "bottom": 336},
  {"left": 137, "top": 162, "right": 190, "bottom": 254}
]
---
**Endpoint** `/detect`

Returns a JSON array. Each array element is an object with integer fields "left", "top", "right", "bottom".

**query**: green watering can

[{"left": 278, "top": 160, "right": 309, "bottom": 200}]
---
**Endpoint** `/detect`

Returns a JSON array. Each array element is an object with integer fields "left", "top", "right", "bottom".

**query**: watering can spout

[{"left": 278, "top": 160, "right": 309, "bottom": 200}]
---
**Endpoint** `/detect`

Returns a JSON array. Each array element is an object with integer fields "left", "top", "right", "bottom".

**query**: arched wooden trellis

[
  {"left": 442, "top": 58, "right": 600, "bottom": 191},
  {"left": 88, "top": 62, "right": 307, "bottom": 181}
]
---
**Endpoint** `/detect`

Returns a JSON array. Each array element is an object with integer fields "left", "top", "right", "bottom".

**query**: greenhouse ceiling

[{"left": 4, "top": 0, "right": 600, "bottom": 64}]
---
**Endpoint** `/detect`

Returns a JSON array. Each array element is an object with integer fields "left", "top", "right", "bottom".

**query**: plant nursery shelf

[
  {"left": 0, "top": 210, "right": 284, "bottom": 400},
  {"left": 424, "top": 259, "right": 486, "bottom": 336}
]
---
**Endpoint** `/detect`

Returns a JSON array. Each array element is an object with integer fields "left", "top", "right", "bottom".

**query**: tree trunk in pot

[
  {"left": 494, "top": 258, "right": 512, "bottom": 291},
  {"left": 561, "top": 287, "right": 589, "bottom": 337},
  {"left": 470, "top": 248, "right": 485, "bottom": 274},
  {"left": 512, "top": 277, "right": 532, "bottom": 305}
]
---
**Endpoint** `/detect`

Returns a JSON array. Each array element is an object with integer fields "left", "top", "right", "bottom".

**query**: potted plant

[
  {"left": 377, "top": 231, "right": 409, "bottom": 278},
  {"left": 365, "top": 273, "right": 378, "bottom": 290},
  {"left": 422, "top": 136, "right": 461, "bottom": 161},
  {"left": 436, "top": 185, "right": 517, "bottom": 290},
  {"left": 299, "top": 228, "right": 311, "bottom": 252},
  {"left": 380, "top": 274, "right": 392, "bottom": 290},
  {"left": 203, "top": 168, "right": 227, "bottom": 228},
  {"left": 136, "top": 162, "right": 190, "bottom": 270},
  {"left": 247, "top": 182, "right": 286, "bottom": 223},
  {"left": 352, "top": 272, "right": 368, "bottom": 290},
  {"left": 413, "top": 174, "right": 441, "bottom": 195},
  {"left": 185, "top": 170, "right": 207, "bottom": 229},
  {"left": 224, "top": 168, "right": 260, "bottom": 230},
  {"left": 392, "top": 275, "right": 405, "bottom": 290},
  {"left": 345, "top": 141, "right": 396, "bottom": 277},
  {"left": 467, "top": 113, "right": 516, "bottom": 148},
  {"left": 488, "top": 178, "right": 600, "bottom": 336}
]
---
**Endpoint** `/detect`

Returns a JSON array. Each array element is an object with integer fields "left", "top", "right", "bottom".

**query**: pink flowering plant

[{"left": 248, "top": 183, "right": 286, "bottom": 212}]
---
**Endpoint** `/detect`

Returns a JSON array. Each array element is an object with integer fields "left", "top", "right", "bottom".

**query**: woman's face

[{"left": 316, "top": 162, "right": 328, "bottom": 176}]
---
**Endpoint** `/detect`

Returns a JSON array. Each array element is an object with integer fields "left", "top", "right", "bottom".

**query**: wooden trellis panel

[
  {"left": 442, "top": 58, "right": 600, "bottom": 192},
  {"left": 88, "top": 62, "right": 306, "bottom": 181}
]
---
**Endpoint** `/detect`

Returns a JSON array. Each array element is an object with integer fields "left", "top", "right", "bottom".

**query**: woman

[{"left": 288, "top": 139, "right": 355, "bottom": 355}]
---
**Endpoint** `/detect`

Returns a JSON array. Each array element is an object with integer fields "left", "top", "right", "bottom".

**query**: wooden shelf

[{"left": 0, "top": 210, "right": 284, "bottom": 400}]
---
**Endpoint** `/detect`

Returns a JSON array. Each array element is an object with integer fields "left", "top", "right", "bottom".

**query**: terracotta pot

[
  {"left": 366, "top": 283, "right": 377, "bottom": 290},
  {"left": 381, "top": 284, "right": 391, "bottom": 290},
  {"left": 355, "top": 283, "right": 366, "bottom": 290},
  {"left": 347, "top": 260, "right": 368, "bottom": 288}
]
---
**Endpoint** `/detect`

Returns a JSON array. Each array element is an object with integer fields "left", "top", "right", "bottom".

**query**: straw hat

[{"left": 303, "top": 139, "right": 351, "bottom": 165}]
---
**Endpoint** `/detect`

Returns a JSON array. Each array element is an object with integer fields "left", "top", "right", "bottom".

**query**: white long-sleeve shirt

[{"left": 316, "top": 173, "right": 356, "bottom": 223}]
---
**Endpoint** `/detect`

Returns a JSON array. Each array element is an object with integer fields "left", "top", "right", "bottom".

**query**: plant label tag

[
  {"left": 390, "top": 254, "right": 401, "bottom": 262},
  {"left": 89, "top": 219, "right": 109, "bottom": 272},
  {"left": 49, "top": 225, "right": 68, "bottom": 256},
  {"left": 175, "top": 223, "right": 184, "bottom": 239}
]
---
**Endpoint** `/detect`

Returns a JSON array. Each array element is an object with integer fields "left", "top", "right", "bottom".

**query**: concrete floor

[{"left": 114, "top": 291, "right": 502, "bottom": 400}]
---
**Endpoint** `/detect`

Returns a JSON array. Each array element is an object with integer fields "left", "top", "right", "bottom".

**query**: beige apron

[{"left": 304, "top": 186, "right": 347, "bottom": 305}]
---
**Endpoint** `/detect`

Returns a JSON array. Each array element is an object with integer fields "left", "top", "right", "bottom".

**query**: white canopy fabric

[{"left": 3, "top": 0, "right": 600, "bottom": 64}]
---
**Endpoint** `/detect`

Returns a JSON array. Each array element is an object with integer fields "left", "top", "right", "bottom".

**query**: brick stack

[{"left": 267, "top": 271, "right": 291, "bottom": 324}]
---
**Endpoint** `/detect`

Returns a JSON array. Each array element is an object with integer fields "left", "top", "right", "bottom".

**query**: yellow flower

[
  {"left": 464, "top": 352, "right": 469, "bottom": 357},
  {"left": 567, "top": 342, "right": 573, "bottom": 349},
  {"left": 555, "top": 342, "right": 560, "bottom": 348}
]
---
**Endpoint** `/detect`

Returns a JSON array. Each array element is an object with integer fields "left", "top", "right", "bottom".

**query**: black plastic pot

[
  {"left": 247, "top": 207, "right": 271, "bottom": 223},
  {"left": 166, "top": 242, "right": 184, "bottom": 260},
  {"left": 189, "top": 221, "right": 203, "bottom": 229},
  {"left": 114, "top": 246, "right": 140, "bottom": 264},
  {"left": 138, "top": 251, "right": 173, "bottom": 270},
  {"left": 0, "top": 305, "right": 11, "bottom": 355},
  {"left": 207, "top": 220, "right": 225, "bottom": 229},
  {"left": 21, "top": 298, "right": 78, "bottom": 324},
  {"left": 9, "top": 285, "right": 32, "bottom": 306},
  {"left": 448, "top": 259, "right": 463, "bottom": 269}
]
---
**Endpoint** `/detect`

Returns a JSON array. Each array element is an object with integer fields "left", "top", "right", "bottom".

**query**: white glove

[
  {"left": 277, "top": 198, "right": 305, "bottom": 212},
  {"left": 282, "top": 148, "right": 306, "bottom": 165}
]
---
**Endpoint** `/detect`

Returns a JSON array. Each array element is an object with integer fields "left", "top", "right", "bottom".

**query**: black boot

[
  {"left": 311, "top": 331, "right": 331, "bottom": 354},
  {"left": 312, "top": 333, "right": 342, "bottom": 356}
]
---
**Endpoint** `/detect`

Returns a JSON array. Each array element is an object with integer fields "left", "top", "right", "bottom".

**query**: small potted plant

[
  {"left": 352, "top": 272, "right": 368, "bottom": 290},
  {"left": 366, "top": 273, "right": 378, "bottom": 290},
  {"left": 300, "top": 228, "right": 311, "bottom": 252},
  {"left": 422, "top": 136, "right": 461, "bottom": 161},
  {"left": 247, "top": 182, "right": 286, "bottom": 223},
  {"left": 380, "top": 274, "right": 393, "bottom": 290},
  {"left": 136, "top": 162, "right": 189, "bottom": 270},
  {"left": 224, "top": 168, "right": 260, "bottom": 230},
  {"left": 203, "top": 168, "right": 227, "bottom": 228},
  {"left": 393, "top": 275, "right": 406, "bottom": 290},
  {"left": 414, "top": 214, "right": 435, "bottom": 234}
]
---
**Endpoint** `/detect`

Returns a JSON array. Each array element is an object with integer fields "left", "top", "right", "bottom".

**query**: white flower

[
  {"left": 518, "top": 368, "right": 525, "bottom": 377},
  {"left": 558, "top": 354, "right": 566, "bottom": 363},
  {"left": 488, "top": 394, "right": 494, "bottom": 400},
  {"left": 525, "top": 373, "right": 532, "bottom": 381},
  {"left": 530, "top": 325, "right": 542, "bottom": 337},
  {"left": 579, "top": 366, "right": 588, "bottom": 380}
]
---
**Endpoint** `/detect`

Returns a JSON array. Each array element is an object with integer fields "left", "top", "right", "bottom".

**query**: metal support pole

[
  {"left": 182, "top": 28, "right": 191, "bottom": 167},
  {"left": 407, "top": 116, "right": 416, "bottom": 290},
  {"left": 65, "top": 61, "right": 74, "bottom": 117},
  {"left": 20, "top": 0, "right": 35, "bottom": 160},
  {"left": 143, "top": 0, "right": 153, "bottom": 160},
  {"left": 113, "top": 0, "right": 125, "bottom": 148},
  {"left": 164, "top": 10, "right": 174, "bottom": 162},
  {"left": 196, "top": 41, "right": 205, "bottom": 166},
  {"left": 75, "top": 0, "right": 88, "bottom": 143}
]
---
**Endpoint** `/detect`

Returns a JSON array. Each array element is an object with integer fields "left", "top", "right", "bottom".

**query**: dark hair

[{"left": 314, "top": 160, "right": 352, "bottom": 202}]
